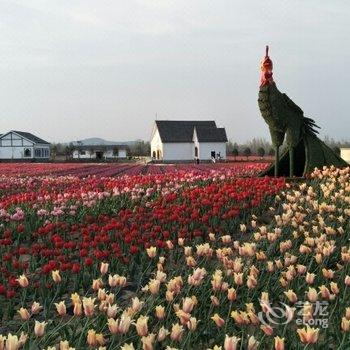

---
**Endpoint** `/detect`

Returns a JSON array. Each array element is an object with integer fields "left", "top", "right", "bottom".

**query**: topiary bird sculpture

[{"left": 258, "top": 46, "right": 347, "bottom": 177}]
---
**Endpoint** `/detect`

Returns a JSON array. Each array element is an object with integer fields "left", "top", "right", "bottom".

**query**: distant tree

[
  {"left": 50, "top": 144, "right": 58, "bottom": 160},
  {"left": 226, "top": 140, "right": 234, "bottom": 155},
  {"left": 243, "top": 147, "right": 251, "bottom": 160},
  {"left": 268, "top": 148, "right": 275, "bottom": 157},
  {"left": 65, "top": 143, "right": 74, "bottom": 160},
  {"left": 257, "top": 147, "right": 265, "bottom": 158},
  {"left": 113, "top": 146, "right": 119, "bottom": 158},
  {"left": 130, "top": 140, "right": 151, "bottom": 157},
  {"left": 246, "top": 138, "right": 272, "bottom": 154},
  {"left": 232, "top": 148, "right": 239, "bottom": 161}
]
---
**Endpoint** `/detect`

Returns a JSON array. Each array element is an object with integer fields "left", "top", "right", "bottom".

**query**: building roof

[
  {"left": 195, "top": 126, "right": 228, "bottom": 142},
  {"left": 12, "top": 131, "right": 50, "bottom": 144},
  {"left": 155, "top": 120, "right": 227, "bottom": 143}
]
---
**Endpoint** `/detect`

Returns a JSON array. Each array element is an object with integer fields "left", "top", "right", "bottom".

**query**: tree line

[
  {"left": 226, "top": 136, "right": 349, "bottom": 158},
  {"left": 49, "top": 136, "right": 349, "bottom": 159}
]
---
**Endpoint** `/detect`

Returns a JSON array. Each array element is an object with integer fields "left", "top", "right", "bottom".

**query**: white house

[
  {"left": 72, "top": 144, "right": 128, "bottom": 160},
  {"left": 0, "top": 131, "right": 50, "bottom": 160},
  {"left": 150, "top": 120, "right": 227, "bottom": 161},
  {"left": 340, "top": 148, "right": 350, "bottom": 164}
]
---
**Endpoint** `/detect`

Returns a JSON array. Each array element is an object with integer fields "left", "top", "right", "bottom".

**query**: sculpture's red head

[{"left": 260, "top": 45, "right": 274, "bottom": 86}]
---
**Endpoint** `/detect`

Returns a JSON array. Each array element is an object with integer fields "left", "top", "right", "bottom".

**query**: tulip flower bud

[
  {"left": 87, "top": 329, "right": 98, "bottom": 347},
  {"left": 345, "top": 275, "right": 350, "bottom": 286},
  {"left": 341, "top": 317, "right": 350, "bottom": 332},
  {"left": 52, "top": 270, "right": 62, "bottom": 283},
  {"left": 5, "top": 334, "right": 20, "bottom": 350},
  {"left": 100, "top": 262, "right": 109, "bottom": 275},
  {"left": 211, "top": 313, "right": 225, "bottom": 327},
  {"left": 16, "top": 275, "right": 29, "bottom": 288},
  {"left": 224, "top": 335, "right": 240, "bottom": 350},
  {"left": 55, "top": 301, "right": 67, "bottom": 316},
  {"left": 17, "top": 307, "right": 30, "bottom": 321},
  {"left": 34, "top": 321, "right": 47, "bottom": 337},
  {"left": 170, "top": 323, "right": 184, "bottom": 342},
  {"left": 135, "top": 315, "right": 149, "bottom": 337},
  {"left": 31, "top": 301, "right": 43, "bottom": 315},
  {"left": 157, "top": 327, "right": 169, "bottom": 342},
  {"left": 82, "top": 297, "right": 96, "bottom": 317},
  {"left": 187, "top": 317, "right": 198, "bottom": 331},
  {"left": 92, "top": 278, "right": 103, "bottom": 291},
  {"left": 106, "top": 304, "right": 118, "bottom": 318},
  {"left": 73, "top": 302, "right": 82, "bottom": 316},
  {"left": 146, "top": 246, "right": 157, "bottom": 258},
  {"left": 274, "top": 336, "right": 285, "bottom": 350},
  {"left": 107, "top": 318, "right": 119, "bottom": 335},
  {"left": 227, "top": 288, "right": 237, "bottom": 301},
  {"left": 155, "top": 305, "right": 165, "bottom": 320},
  {"left": 247, "top": 335, "right": 259, "bottom": 350}
]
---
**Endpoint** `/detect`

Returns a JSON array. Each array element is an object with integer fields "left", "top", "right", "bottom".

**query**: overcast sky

[{"left": 0, "top": 0, "right": 349, "bottom": 143}]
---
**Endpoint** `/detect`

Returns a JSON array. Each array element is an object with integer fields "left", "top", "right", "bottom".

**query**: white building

[
  {"left": 72, "top": 144, "right": 128, "bottom": 160},
  {"left": 340, "top": 148, "right": 350, "bottom": 164},
  {"left": 0, "top": 131, "right": 50, "bottom": 160},
  {"left": 150, "top": 120, "right": 227, "bottom": 161}
]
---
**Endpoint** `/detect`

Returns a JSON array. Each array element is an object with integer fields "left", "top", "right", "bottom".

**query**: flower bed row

[{"left": 0, "top": 162, "right": 269, "bottom": 178}]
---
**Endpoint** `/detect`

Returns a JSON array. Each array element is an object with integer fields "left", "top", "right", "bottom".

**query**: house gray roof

[
  {"left": 195, "top": 126, "right": 228, "bottom": 142},
  {"left": 155, "top": 120, "right": 227, "bottom": 143},
  {"left": 12, "top": 131, "right": 50, "bottom": 144}
]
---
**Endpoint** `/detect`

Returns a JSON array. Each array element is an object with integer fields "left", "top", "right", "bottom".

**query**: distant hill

[{"left": 69, "top": 138, "right": 136, "bottom": 146}]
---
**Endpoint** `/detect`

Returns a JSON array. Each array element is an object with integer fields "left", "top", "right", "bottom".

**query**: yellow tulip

[
  {"left": 170, "top": 323, "right": 184, "bottom": 342},
  {"left": 146, "top": 246, "right": 157, "bottom": 258},
  {"left": 100, "top": 262, "right": 109, "bottom": 275},
  {"left": 135, "top": 315, "right": 149, "bottom": 336},
  {"left": 54, "top": 301, "right": 67, "bottom": 316},
  {"left": 274, "top": 336, "right": 285, "bottom": 350},
  {"left": 52, "top": 270, "right": 62, "bottom": 283},
  {"left": 211, "top": 313, "right": 225, "bottom": 327},
  {"left": 16, "top": 275, "right": 29, "bottom": 288},
  {"left": 17, "top": 307, "right": 30, "bottom": 321},
  {"left": 34, "top": 320, "right": 47, "bottom": 337},
  {"left": 224, "top": 335, "right": 240, "bottom": 350},
  {"left": 297, "top": 326, "right": 319, "bottom": 344}
]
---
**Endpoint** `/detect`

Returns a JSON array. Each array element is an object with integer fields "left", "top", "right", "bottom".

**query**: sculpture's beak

[{"left": 262, "top": 45, "right": 273, "bottom": 71}]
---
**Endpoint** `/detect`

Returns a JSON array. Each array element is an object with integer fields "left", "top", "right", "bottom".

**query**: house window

[
  {"left": 24, "top": 148, "right": 32, "bottom": 157},
  {"left": 113, "top": 149, "right": 119, "bottom": 156},
  {"left": 194, "top": 146, "right": 198, "bottom": 157},
  {"left": 152, "top": 151, "right": 156, "bottom": 158},
  {"left": 80, "top": 150, "right": 86, "bottom": 155}
]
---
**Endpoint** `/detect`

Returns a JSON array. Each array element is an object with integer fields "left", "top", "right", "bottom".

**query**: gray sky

[{"left": 0, "top": 0, "right": 349, "bottom": 143}]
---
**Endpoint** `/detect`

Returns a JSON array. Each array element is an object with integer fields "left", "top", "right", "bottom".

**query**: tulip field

[{"left": 0, "top": 163, "right": 350, "bottom": 349}]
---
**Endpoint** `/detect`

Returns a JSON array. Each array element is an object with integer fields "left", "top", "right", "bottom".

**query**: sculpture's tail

[
  {"left": 303, "top": 116, "right": 320, "bottom": 136},
  {"left": 262, "top": 133, "right": 348, "bottom": 177}
]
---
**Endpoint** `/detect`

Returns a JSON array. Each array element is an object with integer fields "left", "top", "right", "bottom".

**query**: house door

[
  {"left": 211, "top": 151, "right": 216, "bottom": 159},
  {"left": 152, "top": 151, "right": 156, "bottom": 158},
  {"left": 156, "top": 150, "right": 162, "bottom": 160},
  {"left": 194, "top": 146, "right": 198, "bottom": 158},
  {"left": 95, "top": 151, "right": 103, "bottom": 160}
]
